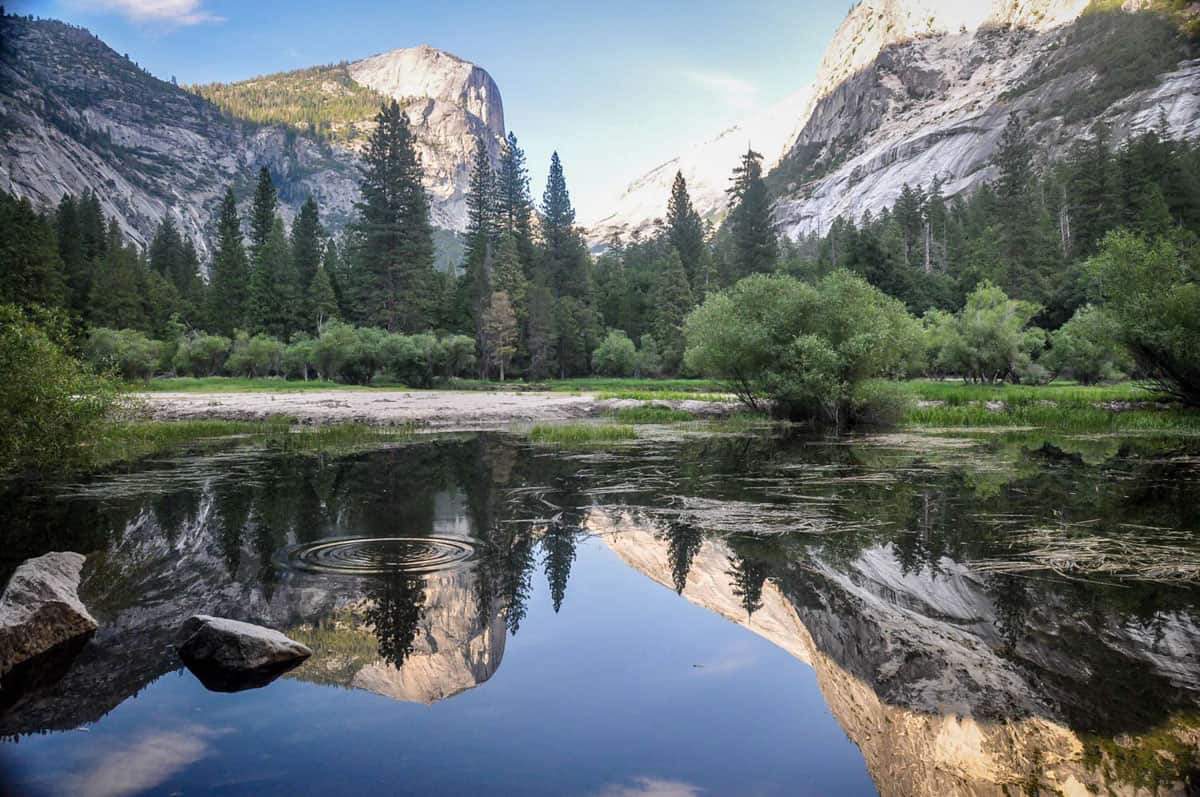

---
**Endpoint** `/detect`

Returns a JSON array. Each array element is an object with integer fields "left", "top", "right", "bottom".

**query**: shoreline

[{"left": 135, "top": 390, "right": 739, "bottom": 429}]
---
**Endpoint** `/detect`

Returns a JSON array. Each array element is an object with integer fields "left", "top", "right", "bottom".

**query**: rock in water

[
  {"left": 0, "top": 552, "right": 97, "bottom": 678},
  {"left": 177, "top": 615, "right": 312, "bottom": 693}
]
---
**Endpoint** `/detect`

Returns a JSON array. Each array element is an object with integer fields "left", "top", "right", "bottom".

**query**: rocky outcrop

[
  {"left": 348, "top": 46, "right": 505, "bottom": 230},
  {"left": 177, "top": 614, "right": 312, "bottom": 692},
  {"left": 0, "top": 16, "right": 505, "bottom": 259},
  {"left": 771, "top": 1, "right": 1200, "bottom": 237},
  {"left": 0, "top": 552, "right": 97, "bottom": 678},
  {"left": 593, "top": 0, "right": 1199, "bottom": 243}
]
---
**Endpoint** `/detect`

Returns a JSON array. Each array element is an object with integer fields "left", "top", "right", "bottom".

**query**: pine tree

[
  {"left": 539, "top": 152, "right": 587, "bottom": 298},
  {"left": 78, "top": 192, "right": 107, "bottom": 265},
  {"left": 666, "top": 171, "right": 705, "bottom": 287},
  {"left": 462, "top": 139, "right": 498, "bottom": 330},
  {"left": 496, "top": 131, "right": 536, "bottom": 273},
  {"left": 291, "top": 196, "right": 323, "bottom": 289},
  {"left": 0, "top": 193, "right": 66, "bottom": 310},
  {"left": 249, "top": 217, "right": 300, "bottom": 338},
  {"left": 308, "top": 263, "right": 339, "bottom": 329},
  {"left": 652, "top": 249, "right": 694, "bottom": 374},
  {"left": 55, "top": 195, "right": 89, "bottom": 314},
  {"left": 89, "top": 231, "right": 146, "bottom": 331},
  {"left": 541, "top": 522, "right": 577, "bottom": 613},
  {"left": 352, "top": 100, "right": 435, "bottom": 332},
  {"left": 492, "top": 233, "right": 528, "bottom": 320},
  {"left": 995, "top": 114, "right": 1037, "bottom": 264},
  {"left": 249, "top": 167, "right": 277, "bottom": 263},
  {"left": 207, "top": 188, "right": 250, "bottom": 335},
  {"left": 726, "top": 148, "right": 777, "bottom": 278}
]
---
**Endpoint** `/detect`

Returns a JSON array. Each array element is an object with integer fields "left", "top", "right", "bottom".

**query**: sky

[{"left": 10, "top": 0, "right": 849, "bottom": 222}]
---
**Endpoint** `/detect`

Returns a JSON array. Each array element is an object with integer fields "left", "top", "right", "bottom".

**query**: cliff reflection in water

[{"left": 1, "top": 430, "right": 1198, "bottom": 794}]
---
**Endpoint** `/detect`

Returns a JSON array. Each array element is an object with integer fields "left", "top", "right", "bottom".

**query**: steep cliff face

[
  {"left": 593, "top": 0, "right": 1199, "bottom": 243},
  {"left": 0, "top": 16, "right": 505, "bottom": 259},
  {"left": 771, "top": 0, "right": 1200, "bottom": 237},
  {"left": 593, "top": 510, "right": 1200, "bottom": 797}
]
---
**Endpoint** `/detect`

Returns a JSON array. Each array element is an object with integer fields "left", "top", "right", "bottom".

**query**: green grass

[
  {"left": 609, "top": 406, "right": 695, "bottom": 424},
  {"left": 527, "top": 423, "right": 637, "bottom": 446},
  {"left": 896, "top": 380, "right": 1156, "bottom": 406},
  {"left": 903, "top": 404, "right": 1200, "bottom": 434},
  {"left": 83, "top": 417, "right": 414, "bottom": 470}
]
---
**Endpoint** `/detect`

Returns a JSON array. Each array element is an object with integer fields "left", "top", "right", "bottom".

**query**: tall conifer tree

[
  {"left": 352, "top": 100, "right": 435, "bottom": 332},
  {"left": 207, "top": 187, "right": 250, "bottom": 334},
  {"left": 726, "top": 148, "right": 777, "bottom": 278}
]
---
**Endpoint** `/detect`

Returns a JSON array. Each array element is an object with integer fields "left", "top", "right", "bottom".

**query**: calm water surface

[{"left": 1, "top": 428, "right": 1198, "bottom": 796}]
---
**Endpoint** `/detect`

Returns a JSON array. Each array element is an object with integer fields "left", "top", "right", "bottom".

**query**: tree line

[{"left": 1, "top": 102, "right": 1197, "bottom": 405}]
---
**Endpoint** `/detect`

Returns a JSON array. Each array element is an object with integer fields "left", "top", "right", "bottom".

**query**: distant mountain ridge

[
  {"left": 0, "top": 14, "right": 506, "bottom": 261},
  {"left": 592, "top": 0, "right": 1200, "bottom": 243}
]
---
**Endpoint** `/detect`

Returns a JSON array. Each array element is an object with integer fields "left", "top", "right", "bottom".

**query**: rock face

[
  {"left": 593, "top": 0, "right": 1200, "bottom": 243},
  {"left": 348, "top": 46, "right": 505, "bottom": 231},
  {"left": 770, "top": 0, "right": 1200, "bottom": 238},
  {"left": 177, "top": 614, "right": 312, "bottom": 691},
  {"left": 0, "top": 552, "right": 97, "bottom": 677},
  {"left": 0, "top": 16, "right": 505, "bottom": 259}
]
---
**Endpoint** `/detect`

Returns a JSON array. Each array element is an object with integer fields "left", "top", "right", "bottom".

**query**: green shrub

[
  {"left": 592, "top": 330, "right": 638, "bottom": 377},
  {"left": 226, "top": 331, "right": 284, "bottom": 377},
  {"left": 1, "top": 305, "right": 118, "bottom": 472},
  {"left": 172, "top": 332, "right": 231, "bottom": 376},
  {"left": 84, "top": 327, "right": 163, "bottom": 380},
  {"left": 926, "top": 282, "right": 1045, "bottom": 384},
  {"left": 684, "top": 270, "right": 923, "bottom": 425},
  {"left": 1087, "top": 231, "right": 1200, "bottom": 405},
  {"left": 1043, "top": 304, "right": 1130, "bottom": 385}
]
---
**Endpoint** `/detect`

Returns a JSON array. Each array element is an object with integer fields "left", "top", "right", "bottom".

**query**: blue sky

[{"left": 11, "top": 0, "right": 848, "bottom": 220}]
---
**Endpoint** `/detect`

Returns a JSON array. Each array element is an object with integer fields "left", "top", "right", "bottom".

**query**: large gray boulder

[
  {"left": 177, "top": 615, "right": 312, "bottom": 692},
  {"left": 0, "top": 552, "right": 97, "bottom": 678}
]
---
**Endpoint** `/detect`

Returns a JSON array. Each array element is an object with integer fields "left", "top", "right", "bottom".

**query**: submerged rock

[
  {"left": 177, "top": 615, "right": 312, "bottom": 693},
  {"left": 0, "top": 552, "right": 97, "bottom": 679}
]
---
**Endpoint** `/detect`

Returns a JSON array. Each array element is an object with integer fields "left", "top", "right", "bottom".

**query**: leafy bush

[
  {"left": 1043, "top": 304, "right": 1131, "bottom": 385},
  {"left": 226, "top": 332, "right": 284, "bottom": 378},
  {"left": 1, "top": 305, "right": 118, "bottom": 472},
  {"left": 84, "top": 327, "right": 163, "bottom": 381},
  {"left": 592, "top": 330, "right": 638, "bottom": 377},
  {"left": 172, "top": 332, "right": 231, "bottom": 376},
  {"left": 311, "top": 321, "right": 359, "bottom": 381},
  {"left": 636, "top": 334, "right": 664, "bottom": 378},
  {"left": 684, "top": 270, "right": 923, "bottom": 424},
  {"left": 926, "top": 282, "right": 1045, "bottom": 384},
  {"left": 440, "top": 335, "right": 477, "bottom": 380},
  {"left": 1087, "top": 231, "right": 1200, "bottom": 405},
  {"left": 282, "top": 334, "right": 315, "bottom": 380}
]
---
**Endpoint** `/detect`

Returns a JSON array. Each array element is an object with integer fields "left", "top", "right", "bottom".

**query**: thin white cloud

[
  {"left": 58, "top": 724, "right": 226, "bottom": 797},
  {"left": 75, "top": 0, "right": 224, "bottom": 26},
  {"left": 680, "top": 69, "right": 762, "bottom": 112},
  {"left": 591, "top": 777, "right": 705, "bottom": 797}
]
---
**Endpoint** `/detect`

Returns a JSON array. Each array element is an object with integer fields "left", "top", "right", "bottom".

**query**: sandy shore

[{"left": 137, "top": 390, "right": 736, "bottom": 429}]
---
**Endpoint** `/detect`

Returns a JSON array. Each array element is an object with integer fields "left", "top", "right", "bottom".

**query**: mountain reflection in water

[{"left": 1, "top": 430, "right": 1198, "bottom": 795}]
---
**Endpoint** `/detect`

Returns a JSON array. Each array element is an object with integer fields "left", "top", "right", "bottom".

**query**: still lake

[{"left": 1, "top": 427, "right": 1198, "bottom": 796}]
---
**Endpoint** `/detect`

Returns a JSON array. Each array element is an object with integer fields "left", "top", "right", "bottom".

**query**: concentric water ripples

[{"left": 275, "top": 536, "right": 477, "bottom": 575}]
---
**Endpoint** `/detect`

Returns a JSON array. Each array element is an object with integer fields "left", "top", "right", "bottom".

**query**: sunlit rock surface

[
  {"left": 592, "top": 509, "right": 1200, "bottom": 796},
  {"left": 0, "top": 18, "right": 505, "bottom": 258},
  {"left": 594, "top": 0, "right": 1200, "bottom": 244}
]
